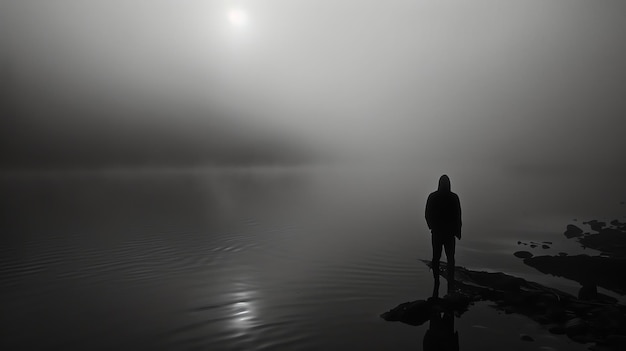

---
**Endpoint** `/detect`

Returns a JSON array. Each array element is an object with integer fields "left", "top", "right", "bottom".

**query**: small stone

[
  {"left": 530, "top": 244, "right": 537, "bottom": 248},
  {"left": 542, "top": 245, "right": 550, "bottom": 249},
  {"left": 520, "top": 334, "right": 534, "bottom": 342},
  {"left": 564, "top": 224, "right": 583, "bottom": 238},
  {"left": 514, "top": 251, "right": 533, "bottom": 259},
  {"left": 542, "top": 241, "right": 552, "bottom": 244}
]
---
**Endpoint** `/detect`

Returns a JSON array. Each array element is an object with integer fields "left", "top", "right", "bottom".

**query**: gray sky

[{"left": 2, "top": 0, "right": 626, "bottom": 171}]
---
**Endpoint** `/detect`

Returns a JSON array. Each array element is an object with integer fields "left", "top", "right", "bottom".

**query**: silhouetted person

[
  {"left": 423, "top": 310, "right": 459, "bottom": 351},
  {"left": 426, "top": 175, "right": 462, "bottom": 296}
]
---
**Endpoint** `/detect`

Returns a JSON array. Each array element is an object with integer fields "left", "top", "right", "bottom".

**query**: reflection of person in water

[
  {"left": 423, "top": 310, "right": 459, "bottom": 351},
  {"left": 426, "top": 175, "right": 462, "bottom": 296}
]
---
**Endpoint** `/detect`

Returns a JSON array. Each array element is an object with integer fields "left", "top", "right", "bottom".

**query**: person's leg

[
  {"left": 431, "top": 233, "right": 443, "bottom": 297},
  {"left": 443, "top": 235, "right": 456, "bottom": 292},
  {"left": 431, "top": 233, "right": 444, "bottom": 279}
]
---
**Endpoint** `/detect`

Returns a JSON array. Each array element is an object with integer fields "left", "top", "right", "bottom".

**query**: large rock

[
  {"left": 578, "top": 228, "right": 626, "bottom": 258},
  {"left": 523, "top": 254, "right": 626, "bottom": 295}
]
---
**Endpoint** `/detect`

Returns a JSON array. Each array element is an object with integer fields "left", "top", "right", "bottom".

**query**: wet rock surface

[
  {"left": 578, "top": 228, "right": 626, "bottom": 257},
  {"left": 522, "top": 255, "right": 626, "bottom": 295},
  {"left": 519, "top": 218, "right": 626, "bottom": 295}
]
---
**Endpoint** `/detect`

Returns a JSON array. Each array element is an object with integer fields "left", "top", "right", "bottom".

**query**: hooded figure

[{"left": 425, "top": 175, "right": 462, "bottom": 295}]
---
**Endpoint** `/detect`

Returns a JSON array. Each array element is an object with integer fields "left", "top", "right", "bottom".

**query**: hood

[{"left": 438, "top": 175, "right": 451, "bottom": 192}]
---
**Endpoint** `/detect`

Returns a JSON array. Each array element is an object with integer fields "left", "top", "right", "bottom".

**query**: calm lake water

[{"left": 1, "top": 166, "right": 623, "bottom": 350}]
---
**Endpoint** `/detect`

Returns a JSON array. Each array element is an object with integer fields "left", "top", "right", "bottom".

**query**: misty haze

[{"left": 2, "top": 1, "right": 626, "bottom": 350}]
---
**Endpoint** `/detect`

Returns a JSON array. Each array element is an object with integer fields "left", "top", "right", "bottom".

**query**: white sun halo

[{"left": 228, "top": 9, "right": 248, "bottom": 27}]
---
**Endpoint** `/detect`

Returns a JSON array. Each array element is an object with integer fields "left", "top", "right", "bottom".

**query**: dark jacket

[{"left": 425, "top": 175, "right": 462, "bottom": 238}]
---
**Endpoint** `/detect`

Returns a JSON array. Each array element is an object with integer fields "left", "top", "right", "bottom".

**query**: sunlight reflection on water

[{"left": 229, "top": 292, "right": 257, "bottom": 337}]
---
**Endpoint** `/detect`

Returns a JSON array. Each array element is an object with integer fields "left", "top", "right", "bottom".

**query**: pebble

[{"left": 514, "top": 251, "right": 533, "bottom": 259}]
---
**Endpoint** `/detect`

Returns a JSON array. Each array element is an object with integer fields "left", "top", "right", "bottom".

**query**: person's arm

[
  {"left": 455, "top": 195, "right": 462, "bottom": 239},
  {"left": 425, "top": 194, "right": 433, "bottom": 230}
]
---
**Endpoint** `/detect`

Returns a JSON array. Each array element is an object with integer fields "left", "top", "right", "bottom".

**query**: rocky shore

[{"left": 382, "top": 217, "right": 626, "bottom": 351}]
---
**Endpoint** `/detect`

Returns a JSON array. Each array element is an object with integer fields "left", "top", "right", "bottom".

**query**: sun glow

[{"left": 228, "top": 9, "right": 248, "bottom": 27}]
